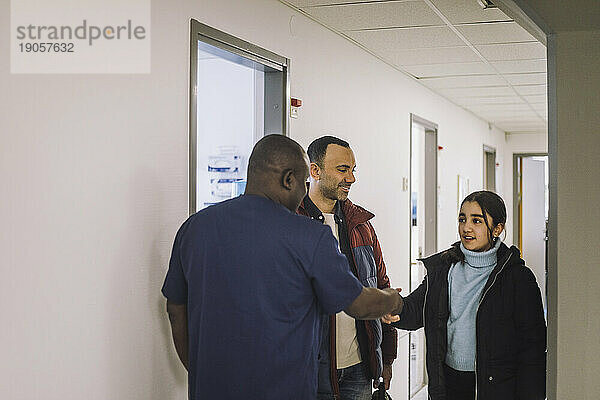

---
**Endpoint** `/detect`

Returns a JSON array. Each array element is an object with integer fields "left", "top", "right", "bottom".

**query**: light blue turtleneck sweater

[{"left": 445, "top": 239, "right": 501, "bottom": 371}]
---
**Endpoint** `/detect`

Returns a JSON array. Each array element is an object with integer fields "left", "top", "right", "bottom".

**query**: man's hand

[
  {"left": 380, "top": 288, "right": 402, "bottom": 324},
  {"left": 382, "top": 363, "right": 392, "bottom": 389},
  {"left": 373, "top": 364, "right": 393, "bottom": 390},
  {"left": 345, "top": 287, "right": 404, "bottom": 320}
]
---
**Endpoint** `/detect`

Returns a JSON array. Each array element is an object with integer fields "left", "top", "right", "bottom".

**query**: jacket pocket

[{"left": 484, "top": 366, "right": 517, "bottom": 399}]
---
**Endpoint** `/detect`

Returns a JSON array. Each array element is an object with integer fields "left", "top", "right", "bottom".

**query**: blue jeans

[{"left": 317, "top": 362, "right": 372, "bottom": 400}]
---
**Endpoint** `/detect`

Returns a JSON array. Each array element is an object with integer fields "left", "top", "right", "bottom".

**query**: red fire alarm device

[{"left": 291, "top": 98, "right": 302, "bottom": 107}]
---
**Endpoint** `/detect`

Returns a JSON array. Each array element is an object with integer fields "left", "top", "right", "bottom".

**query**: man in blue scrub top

[{"left": 162, "top": 134, "right": 403, "bottom": 400}]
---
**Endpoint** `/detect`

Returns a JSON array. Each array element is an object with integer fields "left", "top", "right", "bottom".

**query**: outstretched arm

[
  {"left": 389, "top": 276, "right": 428, "bottom": 331},
  {"left": 345, "top": 287, "right": 403, "bottom": 320}
]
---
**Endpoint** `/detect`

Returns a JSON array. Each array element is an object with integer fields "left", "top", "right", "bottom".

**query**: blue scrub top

[{"left": 162, "top": 194, "right": 363, "bottom": 400}]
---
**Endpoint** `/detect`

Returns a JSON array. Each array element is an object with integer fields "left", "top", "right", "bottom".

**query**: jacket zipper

[
  {"left": 331, "top": 219, "right": 362, "bottom": 399},
  {"left": 473, "top": 252, "right": 512, "bottom": 400}
]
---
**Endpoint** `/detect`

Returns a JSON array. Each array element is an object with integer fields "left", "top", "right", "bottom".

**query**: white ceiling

[{"left": 281, "top": 0, "right": 548, "bottom": 135}]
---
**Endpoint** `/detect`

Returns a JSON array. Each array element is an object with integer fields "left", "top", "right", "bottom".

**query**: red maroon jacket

[{"left": 298, "top": 195, "right": 397, "bottom": 396}]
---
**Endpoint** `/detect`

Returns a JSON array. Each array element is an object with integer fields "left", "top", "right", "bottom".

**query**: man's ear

[
  {"left": 309, "top": 163, "right": 320, "bottom": 180},
  {"left": 281, "top": 169, "right": 295, "bottom": 191}
]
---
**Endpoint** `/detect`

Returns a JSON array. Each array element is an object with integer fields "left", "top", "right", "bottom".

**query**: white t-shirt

[{"left": 322, "top": 213, "right": 362, "bottom": 369}]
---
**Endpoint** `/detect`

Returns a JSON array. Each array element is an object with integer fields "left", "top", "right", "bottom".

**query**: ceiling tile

[
  {"left": 475, "top": 42, "right": 547, "bottom": 61},
  {"left": 347, "top": 26, "right": 464, "bottom": 50},
  {"left": 514, "top": 84, "right": 547, "bottom": 96},
  {"left": 523, "top": 94, "right": 547, "bottom": 103},
  {"left": 439, "top": 86, "right": 516, "bottom": 97},
  {"left": 504, "top": 72, "right": 547, "bottom": 85},
  {"left": 491, "top": 59, "right": 547, "bottom": 73},
  {"left": 455, "top": 21, "right": 536, "bottom": 45},
  {"left": 419, "top": 74, "right": 506, "bottom": 89},
  {"left": 530, "top": 103, "right": 548, "bottom": 112},
  {"left": 495, "top": 118, "right": 547, "bottom": 125},
  {"left": 454, "top": 96, "right": 525, "bottom": 105},
  {"left": 490, "top": 123, "right": 546, "bottom": 131},
  {"left": 469, "top": 103, "right": 538, "bottom": 113},
  {"left": 394, "top": 46, "right": 480, "bottom": 65},
  {"left": 428, "top": 0, "right": 510, "bottom": 24},
  {"left": 287, "top": 0, "right": 390, "bottom": 6},
  {"left": 480, "top": 117, "right": 543, "bottom": 127},
  {"left": 301, "top": 1, "right": 443, "bottom": 31},
  {"left": 480, "top": 111, "right": 541, "bottom": 121},
  {"left": 402, "top": 61, "right": 494, "bottom": 78},
  {"left": 284, "top": 0, "right": 549, "bottom": 133}
]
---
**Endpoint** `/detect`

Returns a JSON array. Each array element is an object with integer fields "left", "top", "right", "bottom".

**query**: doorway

[
  {"left": 513, "top": 153, "right": 549, "bottom": 314},
  {"left": 189, "top": 20, "right": 290, "bottom": 214},
  {"left": 483, "top": 146, "right": 497, "bottom": 192},
  {"left": 408, "top": 114, "right": 438, "bottom": 399}
]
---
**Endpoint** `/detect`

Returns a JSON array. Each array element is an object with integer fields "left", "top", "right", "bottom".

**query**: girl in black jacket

[{"left": 387, "top": 191, "right": 546, "bottom": 400}]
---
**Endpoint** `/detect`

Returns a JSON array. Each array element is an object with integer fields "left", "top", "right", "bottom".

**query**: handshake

[{"left": 344, "top": 287, "right": 404, "bottom": 321}]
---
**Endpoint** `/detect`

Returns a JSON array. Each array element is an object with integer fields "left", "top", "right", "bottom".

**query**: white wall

[{"left": 0, "top": 0, "right": 539, "bottom": 399}]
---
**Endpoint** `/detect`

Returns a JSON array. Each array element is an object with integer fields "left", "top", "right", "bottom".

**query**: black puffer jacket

[{"left": 393, "top": 242, "right": 546, "bottom": 400}]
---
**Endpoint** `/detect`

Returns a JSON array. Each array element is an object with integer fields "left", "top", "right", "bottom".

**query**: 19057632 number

[{"left": 19, "top": 42, "right": 74, "bottom": 52}]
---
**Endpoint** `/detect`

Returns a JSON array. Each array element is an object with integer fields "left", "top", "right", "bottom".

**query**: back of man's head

[
  {"left": 246, "top": 134, "right": 309, "bottom": 211},
  {"left": 307, "top": 135, "right": 350, "bottom": 167},
  {"left": 247, "top": 134, "right": 306, "bottom": 179}
]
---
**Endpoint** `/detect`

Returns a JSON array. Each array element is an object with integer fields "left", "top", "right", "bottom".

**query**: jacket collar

[
  {"left": 299, "top": 193, "right": 345, "bottom": 225},
  {"left": 340, "top": 198, "right": 374, "bottom": 233},
  {"left": 420, "top": 240, "right": 523, "bottom": 275},
  {"left": 298, "top": 185, "right": 374, "bottom": 231}
]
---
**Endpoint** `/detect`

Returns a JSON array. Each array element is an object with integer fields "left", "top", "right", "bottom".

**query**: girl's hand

[{"left": 381, "top": 314, "right": 400, "bottom": 324}]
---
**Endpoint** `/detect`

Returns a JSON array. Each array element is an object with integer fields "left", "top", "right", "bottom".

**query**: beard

[{"left": 319, "top": 179, "right": 349, "bottom": 201}]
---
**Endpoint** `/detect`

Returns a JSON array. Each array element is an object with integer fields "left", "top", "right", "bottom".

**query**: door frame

[
  {"left": 483, "top": 145, "right": 497, "bottom": 191},
  {"left": 409, "top": 114, "right": 438, "bottom": 263},
  {"left": 408, "top": 113, "right": 438, "bottom": 398},
  {"left": 512, "top": 152, "right": 547, "bottom": 250},
  {"left": 189, "top": 19, "right": 290, "bottom": 214}
]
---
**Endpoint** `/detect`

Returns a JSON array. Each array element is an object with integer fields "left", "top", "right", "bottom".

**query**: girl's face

[{"left": 458, "top": 201, "right": 503, "bottom": 252}]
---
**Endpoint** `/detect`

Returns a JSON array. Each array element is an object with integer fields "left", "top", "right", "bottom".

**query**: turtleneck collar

[{"left": 460, "top": 238, "right": 501, "bottom": 268}]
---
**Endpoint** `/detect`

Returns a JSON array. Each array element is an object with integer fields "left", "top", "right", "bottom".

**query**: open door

[{"left": 514, "top": 154, "right": 548, "bottom": 315}]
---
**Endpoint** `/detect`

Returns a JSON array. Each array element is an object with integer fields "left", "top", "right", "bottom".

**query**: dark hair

[
  {"left": 460, "top": 190, "right": 506, "bottom": 250},
  {"left": 307, "top": 136, "right": 350, "bottom": 166},
  {"left": 247, "top": 134, "right": 305, "bottom": 180},
  {"left": 462, "top": 190, "right": 507, "bottom": 236},
  {"left": 442, "top": 190, "right": 507, "bottom": 263}
]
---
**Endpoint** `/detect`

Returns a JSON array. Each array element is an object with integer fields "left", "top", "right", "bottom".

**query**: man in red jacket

[{"left": 297, "top": 136, "right": 398, "bottom": 400}]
